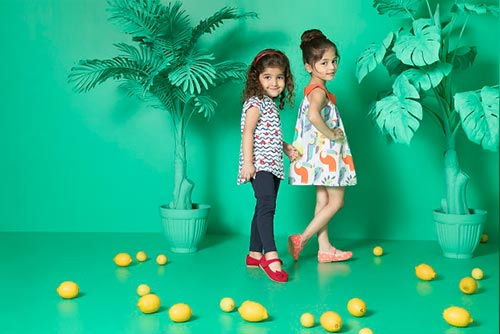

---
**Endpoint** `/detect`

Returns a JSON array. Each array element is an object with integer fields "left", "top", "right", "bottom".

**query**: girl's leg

[
  {"left": 248, "top": 210, "right": 263, "bottom": 261},
  {"left": 301, "top": 186, "right": 345, "bottom": 248},
  {"left": 251, "top": 172, "right": 283, "bottom": 272}
]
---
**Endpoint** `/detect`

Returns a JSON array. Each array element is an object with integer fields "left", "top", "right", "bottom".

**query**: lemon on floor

[
  {"left": 320, "top": 311, "right": 342, "bottom": 332},
  {"left": 113, "top": 252, "right": 133, "bottom": 267},
  {"left": 156, "top": 254, "right": 168, "bottom": 265},
  {"left": 300, "top": 312, "right": 315, "bottom": 328},
  {"left": 372, "top": 246, "right": 383, "bottom": 256},
  {"left": 135, "top": 251, "right": 147, "bottom": 262},
  {"left": 137, "top": 293, "right": 161, "bottom": 314},
  {"left": 415, "top": 263, "right": 436, "bottom": 281},
  {"left": 347, "top": 297, "right": 366, "bottom": 317},
  {"left": 238, "top": 300, "right": 268, "bottom": 322},
  {"left": 471, "top": 267, "right": 484, "bottom": 280},
  {"left": 219, "top": 297, "right": 235, "bottom": 312},
  {"left": 443, "top": 306, "right": 473, "bottom": 327},
  {"left": 169, "top": 303, "right": 193, "bottom": 322},
  {"left": 459, "top": 277, "right": 477, "bottom": 294},
  {"left": 136, "top": 284, "right": 151, "bottom": 296},
  {"left": 359, "top": 328, "right": 373, "bottom": 334},
  {"left": 56, "top": 281, "right": 79, "bottom": 299}
]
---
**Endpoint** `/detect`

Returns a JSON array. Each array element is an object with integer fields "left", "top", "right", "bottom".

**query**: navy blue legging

[{"left": 249, "top": 171, "right": 281, "bottom": 253}]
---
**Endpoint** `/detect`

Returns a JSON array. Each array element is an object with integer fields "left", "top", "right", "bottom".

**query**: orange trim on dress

[{"left": 304, "top": 84, "right": 336, "bottom": 105}]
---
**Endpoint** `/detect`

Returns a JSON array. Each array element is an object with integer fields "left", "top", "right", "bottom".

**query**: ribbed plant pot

[
  {"left": 160, "top": 204, "right": 210, "bottom": 253},
  {"left": 433, "top": 209, "right": 487, "bottom": 259}
]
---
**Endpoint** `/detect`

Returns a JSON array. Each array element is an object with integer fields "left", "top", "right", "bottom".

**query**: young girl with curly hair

[{"left": 237, "top": 49, "right": 297, "bottom": 283}]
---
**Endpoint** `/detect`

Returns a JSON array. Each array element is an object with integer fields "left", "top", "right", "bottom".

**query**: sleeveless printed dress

[{"left": 289, "top": 84, "right": 357, "bottom": 186}]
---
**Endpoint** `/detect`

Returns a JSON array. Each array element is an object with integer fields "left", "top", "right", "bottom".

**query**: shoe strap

[{"left": 261, "top": 257, "right": 283, "bottom": 267}]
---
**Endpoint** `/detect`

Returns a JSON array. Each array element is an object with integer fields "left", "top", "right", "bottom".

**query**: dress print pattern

[
  {"left": 289, "top": 85, "right": 357, "bottom": 186},
  {"left": 237, "top": 96, "right": 284, "bottom": 185}
]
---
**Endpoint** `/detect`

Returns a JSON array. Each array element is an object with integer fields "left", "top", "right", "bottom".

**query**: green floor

[{"left": 1, "top": 232, "right": 498, "bottom": 334}]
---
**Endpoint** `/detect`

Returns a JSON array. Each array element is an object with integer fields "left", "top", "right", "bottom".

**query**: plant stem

[{"left": 169, "top": 106, "right": 194, "bottom": 210}]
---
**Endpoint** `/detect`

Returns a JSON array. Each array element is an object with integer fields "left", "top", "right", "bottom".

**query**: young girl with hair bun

[{"left": 288, "top": 29, "right": 357, "bottom": 263}]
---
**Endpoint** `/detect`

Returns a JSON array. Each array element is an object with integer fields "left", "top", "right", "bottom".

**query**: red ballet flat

[
  {"left": 259, "top": 257, "right": 288, "bottom": 283},
  {"left": 245, "top": 254, "right": 261, "bottom": 268}
]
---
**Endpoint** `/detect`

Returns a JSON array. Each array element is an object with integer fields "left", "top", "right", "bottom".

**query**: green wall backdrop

[{"left": 1, "top": 0, "right": 498, "bottom": 242}]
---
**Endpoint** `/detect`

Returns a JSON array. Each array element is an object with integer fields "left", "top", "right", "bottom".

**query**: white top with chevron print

[{"left": 237, "top": 95, "right": 284, "bottom": 185}]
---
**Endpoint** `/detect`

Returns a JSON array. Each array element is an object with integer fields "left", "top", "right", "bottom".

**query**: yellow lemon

[
  {"left": 56, "top": 281, "right": 79, "bottom": 299},
  {"left": 168, "top": 303, "right": 193, "bottom": 322},
  {"left": 238, "top": 300, "right": 269, "bottom": 322},
  {"left": 156, "top": 254, "right": 168, "bottom": 265},
  {"left": 219, "top": 297, "right": 235, "bottom": 312},
  {"left": 137, "top": 293, "right": 161, "bottom": 314},
  {"left": 347, "top": 297, "right": 366, "bottom": 317},
  {"left": 443, "top": 306, "right": 473, "bottom": 327},
  {"left": 136, "top": 284, "right": 151, "bottom": 296},
  {"left": 459, "top": 277, "right": 477, "bottom": 294},
  {"left": 480, "top": 233, "right": 488, "bottom": 243},
  {"left": 372, "top": 246, "right": 383, "bottom": 256},
  {"left": 320, "top": 311, "right": 342, "bottom": 332},
  {"left": 136, "top": 251, "right": 147, "bottom": 262},
  {"left": 415, "top": 263, "right": 436, "bottom": 281},
  {"left": 300, "top": 312, "right": 315, "bottom": 328},
  {"left": 359, "top": 328, "right": 374, "bottom": 334},
  {"left": 113, "top": 252, "right": 133, "bottom": 267},
  {"left": 471, "top": 268, "right": 484, "bottom": 280}
]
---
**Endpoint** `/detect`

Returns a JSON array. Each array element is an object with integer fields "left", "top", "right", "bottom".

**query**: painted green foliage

[
  {"left": 356, "top": 0, "right": 499, "bottom": 214},
  {"left": 69, "top": 0, "right": 257, "bottom": 210}
]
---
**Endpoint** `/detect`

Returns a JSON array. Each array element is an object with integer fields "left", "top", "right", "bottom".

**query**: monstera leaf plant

[
  {"left": 356, "top": 0, "right": 499, "bottom": 217},
  {"left": 69, "top": 0, "right": 256, "bottom": 211}
]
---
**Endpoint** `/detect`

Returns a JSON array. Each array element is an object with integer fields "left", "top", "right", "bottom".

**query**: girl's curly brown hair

[{"left": 242, "top": 49, "right": 295, "bottom": 109}]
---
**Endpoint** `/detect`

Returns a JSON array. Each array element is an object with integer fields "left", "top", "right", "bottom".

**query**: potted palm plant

[
  {"left": 69, "top": 0, "right": 256, "bottom": 252},
  {"left": 355, "top": 0, "right": 498, "bottom": 258}
]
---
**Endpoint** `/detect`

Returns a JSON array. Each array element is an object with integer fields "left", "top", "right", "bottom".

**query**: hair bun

[{"left": 300, "top": 29, "right": 326, "bottom": 47}]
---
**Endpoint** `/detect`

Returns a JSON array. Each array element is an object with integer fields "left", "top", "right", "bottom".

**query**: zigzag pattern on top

[{"left": 237, "top": 95, "right": 284, "bottom": 185}]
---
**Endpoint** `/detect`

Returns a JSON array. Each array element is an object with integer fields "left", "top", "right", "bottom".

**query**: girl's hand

[
  {"left": 240, "top": 162, "right": 256, "bottom": 182},
  {"left": 330, "top": 127, "right": 345, "bottom": 142},
  {"left": 284, "top": 143, "right": 299, "bottom": 161}
]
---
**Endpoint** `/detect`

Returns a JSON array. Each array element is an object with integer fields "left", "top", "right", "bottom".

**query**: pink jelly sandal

[
  {"left": 317, "top": 247, "right": 353, "bottom": 263},
  {"left": 245, "top": 254, "right": 261, "bottom": 268},
  {"left": 259, "top": 257, "right": 288, "bottom": 283},
  {"left": 288, "top": 234, "right": 304, "bottom": 261}
]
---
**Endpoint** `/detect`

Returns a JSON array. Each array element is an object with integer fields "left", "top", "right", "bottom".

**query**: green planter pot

[
  {"left": 160, "top": 204, "right": 210, "bottom": 253},
  {"left": 433, "top": 209, "right": 487, "bottom": 259}
]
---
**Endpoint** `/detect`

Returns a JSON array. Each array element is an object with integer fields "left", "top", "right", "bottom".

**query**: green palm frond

[
  {"left": 168, "top": 48, "right": 216, "bottom": 95},
  {"left": 69, "top": 57, "right": 149, "bottom": 93},
  {"left": 212, "top": 60, "right": 247, "bottom": 85},
  {"left": 154, "top": 1, "right": 191, "bottom": 59},
  {"left": 373, "top": 0, "right": 422, "bottom": 18},
  {"left": 186, "top": 6, "right": 257, "bottom": 51},
  {"left": 192, "top": 95, "right": 217, "bottom": 119},
  {"left": 118, "top": 80, "right": 163, "bottom": 109},
  {"left": 114, "top": 42, "right": 167, "bottom": 90},
  {"left": 107, "top": 0, "right": 165, "bottom": 39}
]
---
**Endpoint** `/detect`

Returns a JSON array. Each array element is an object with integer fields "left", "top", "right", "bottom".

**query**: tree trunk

[
  {"left": 169, "top": 117, "right": 194, "bottom": 210},
  {"left": 442, "top": 149, "right": 469, "bottom": 214}
]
